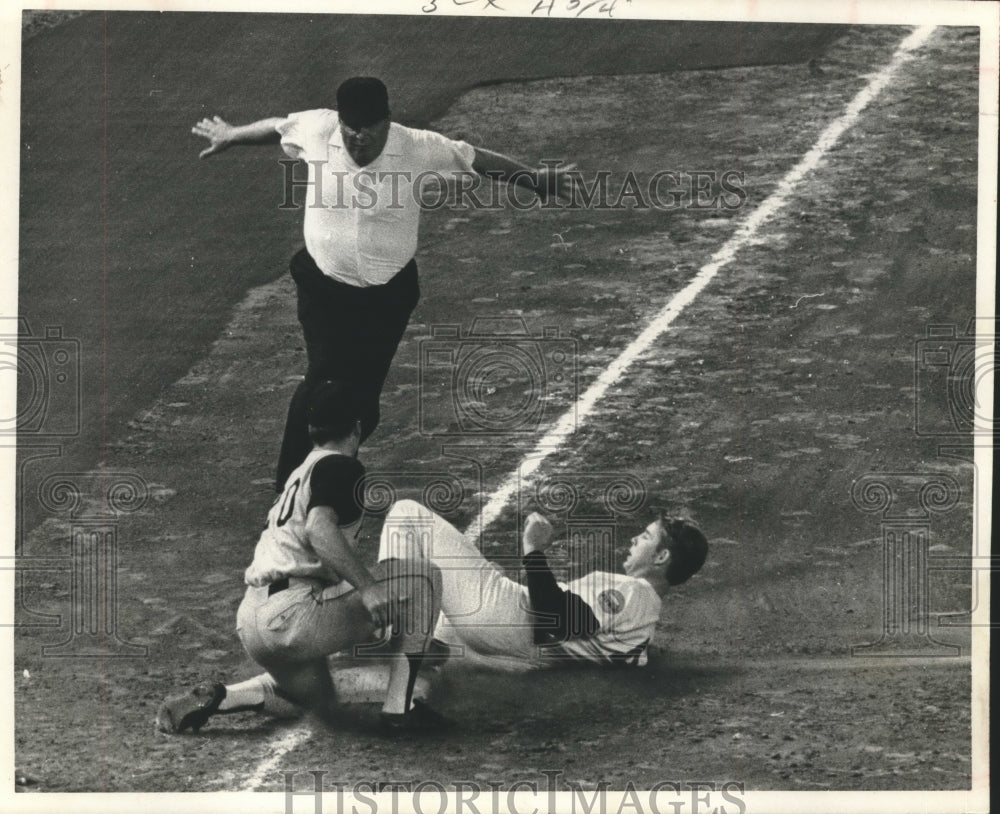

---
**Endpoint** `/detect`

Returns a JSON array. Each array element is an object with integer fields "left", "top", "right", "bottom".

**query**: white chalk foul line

[
  {"left": 466, "top": 24, "right": 937, "bottom": 539},
  {"left": 242, "top": 724, "right": 314, "bottom": 790},
  {"left": 241, "top": 25, "right": 936, "bottom": 791}
]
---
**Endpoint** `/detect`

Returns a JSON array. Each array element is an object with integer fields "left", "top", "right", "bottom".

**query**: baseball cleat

[
  {"left": 422, "top": 638, "right": 452, "bottom": 671},
  {"left": 379, "top": 700, "right": 455, "bottom": 733},
  {"left": 156, "top": 683, "right": 226, "bottom": 734}
]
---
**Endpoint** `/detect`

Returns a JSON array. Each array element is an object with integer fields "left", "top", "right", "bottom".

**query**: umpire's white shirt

[{"left": 276, "top": 109, "right": 476, "bottom": 287}]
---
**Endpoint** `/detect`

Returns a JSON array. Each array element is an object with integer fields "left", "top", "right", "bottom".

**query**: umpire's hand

[{"left": 192, "top": 115, "right": 236, "bottom": 158}]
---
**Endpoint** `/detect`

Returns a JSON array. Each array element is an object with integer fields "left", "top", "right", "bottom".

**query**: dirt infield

[
  {"left": 14, "top": 11, "right": 842, "bottom": 536},
  {"left": 12, "top": 15, "right": 984, "bottom": 804}
]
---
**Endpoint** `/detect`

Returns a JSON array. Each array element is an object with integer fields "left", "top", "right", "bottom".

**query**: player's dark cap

[
  {"left": 307, "top": 380, "right": 361, "bottom": 438},
  {"left": 658, "top": 514, "right": 708, "bottom": 585},
  {"left": 336, "top": 77, "right": 391, "bottom": 128}
]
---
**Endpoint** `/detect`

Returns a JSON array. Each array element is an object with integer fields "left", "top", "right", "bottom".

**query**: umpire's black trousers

[{"left": 276, "top": 247, "right": 420, "bottom": 490}]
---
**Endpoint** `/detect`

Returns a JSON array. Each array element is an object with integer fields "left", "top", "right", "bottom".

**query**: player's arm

[
  {"left": 523, "top": 552, "right": 601, "bottom": 643},
  {"left": 472, "top": 147, "right": 576, "bottom": 203},
  {"left": 521, "top": 513, "right": 600, "bottom": 643},
  {"left": 305, "top": 506, "right": 391, "bottom": 632},
  {"left": 191, "top": 115, "right": 284, "bottom": 159}
]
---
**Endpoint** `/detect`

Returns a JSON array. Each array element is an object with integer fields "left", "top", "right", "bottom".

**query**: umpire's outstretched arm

[
  {"left": 192, "top": 115, "right": 283, "bottom": 159},
  {"left": 472, "top": 147, "right": 577, "bottom": 203}
]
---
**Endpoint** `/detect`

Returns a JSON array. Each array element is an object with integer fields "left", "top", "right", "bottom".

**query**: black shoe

[
  {"left": 423, "top": 638, "right": 453, "bottom": 671},
  {"left": 155, "top": 683, "right": 225, "bottom": 734},
  {"left": 379, "top": 700, "right": 454, "bottom": 733}
]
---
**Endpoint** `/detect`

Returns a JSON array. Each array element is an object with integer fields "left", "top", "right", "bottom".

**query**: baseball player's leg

[
  {"left": 259, "top": 659, "right": 340, "bottom": 722},
  {"left": 201, "top": 569, "right": 444, "bottom": 727},
  {"left": 157, "top": 559, "right": 444, "bottom": 734},
  {"left": 208, "top": 672, "right": 279, "bottom": 711},
  {"left": 378, "top": 499, "right": 481, "bottom": 557},
  {"left": 156, "top": 590, "right": 287, "bottom": 734},
  {"left": 158, "top": 583, "right": 358, "bottom": 734},
  {"left": 378, "top": 500, "right": 535, "bottom": 660},
  {"left": 356, "top": 557, "right": 444, "bottom": 718},
  {"left": 155, "top": 678, "right": 265, "bottom": 734}
]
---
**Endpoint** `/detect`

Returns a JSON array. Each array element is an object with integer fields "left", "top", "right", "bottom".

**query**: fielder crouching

[{"left": 156, "top": 381, "right": 449, "bottom": 734}]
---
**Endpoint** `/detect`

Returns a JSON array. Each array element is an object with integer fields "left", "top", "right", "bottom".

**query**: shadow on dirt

[{"left": 429, "top": 649, "right": 731, "bottom": 725}]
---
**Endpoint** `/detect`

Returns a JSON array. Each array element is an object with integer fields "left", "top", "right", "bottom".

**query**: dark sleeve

[
  {"left": 522, "top": 551, "right": 600, "bottom": 645},
  {"left": 307, "top": 455, "right": 366, "bottom": 524}
]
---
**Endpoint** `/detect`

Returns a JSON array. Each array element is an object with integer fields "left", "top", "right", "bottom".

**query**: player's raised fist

[{"left": 522, "top": 512, "right": 554, "bottom": 555}]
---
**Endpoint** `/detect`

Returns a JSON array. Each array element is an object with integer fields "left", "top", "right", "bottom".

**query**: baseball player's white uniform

[{"left": 378, "top": 500, "right": 662, "bottom": 670}]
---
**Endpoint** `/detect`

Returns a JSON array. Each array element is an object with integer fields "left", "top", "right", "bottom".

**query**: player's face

[
  {"left": 623, "top": 519, "right": 669, "bottom": 577},
  {"left": 339, "top": 116, "right": 390, "bottom": 167}
]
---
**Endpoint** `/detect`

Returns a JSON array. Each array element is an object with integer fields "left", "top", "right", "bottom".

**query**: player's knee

[
  {"left": 409, "top": 568, "right": 441, "bottom": 631},
  {"left": 414, "top": 559, "right": 441, "bottom": 594},
  {"left": 428, "top": 561, "right": 443, "bottom": 595},
  {"left": 388, "top": 556, "right": 438, "bottom": 584},
  {"left": 387, "top": 499, "right": 426, "bottom": 520}
]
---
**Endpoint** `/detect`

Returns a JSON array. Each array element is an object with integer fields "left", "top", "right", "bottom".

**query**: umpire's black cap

[
  {"left": 307, "top": 380, "right": 361, "bottom": 435},
  {"left": 336, "top": 77, "right": 390, "bottom": 128}
]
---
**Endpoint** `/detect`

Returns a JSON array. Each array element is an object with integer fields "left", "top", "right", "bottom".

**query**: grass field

[{"left": 7, "top": 7, "right": 993, "bottom": 812}]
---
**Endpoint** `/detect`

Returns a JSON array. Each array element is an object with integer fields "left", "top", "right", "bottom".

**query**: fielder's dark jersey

[{"left": 244, "top": 449, "right": 366, "bottom": 588}]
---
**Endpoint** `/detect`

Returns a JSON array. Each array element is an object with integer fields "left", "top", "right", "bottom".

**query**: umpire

[{"left": 193, "top": 77, "right": 576, "bottom": 490}]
